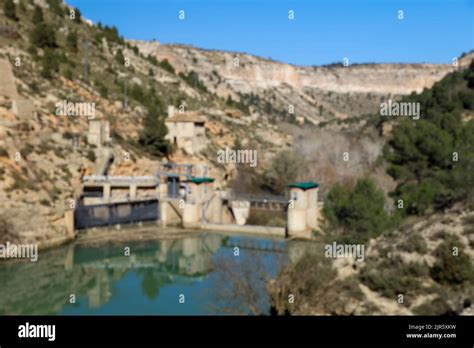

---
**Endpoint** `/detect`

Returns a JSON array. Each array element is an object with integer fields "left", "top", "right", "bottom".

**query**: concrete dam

[{"left": 69, "top": 162, "right": 323, "bottom": 239}]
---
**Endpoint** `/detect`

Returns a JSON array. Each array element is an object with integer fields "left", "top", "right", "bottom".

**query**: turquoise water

[{"left": 0, "top": 233, "right": 288, "bottom": 315}]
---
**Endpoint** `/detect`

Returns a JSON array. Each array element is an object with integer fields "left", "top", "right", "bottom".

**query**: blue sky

[{"left": 67, "top": 0, "right": 473, "bottom": 66}]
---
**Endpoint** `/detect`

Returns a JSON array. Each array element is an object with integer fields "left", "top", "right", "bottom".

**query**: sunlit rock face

[{"left": 132, "top": 40, "right": 454, "bottom": 95}]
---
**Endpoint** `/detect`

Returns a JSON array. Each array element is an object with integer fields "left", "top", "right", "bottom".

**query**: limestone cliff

[{"left": 132, "top": 40, "right": 457, "bottom": 124}]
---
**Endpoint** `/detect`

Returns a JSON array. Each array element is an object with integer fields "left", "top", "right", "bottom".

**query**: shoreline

[{"left": 1, "top": 221, "right": 295, "bottom": 263}]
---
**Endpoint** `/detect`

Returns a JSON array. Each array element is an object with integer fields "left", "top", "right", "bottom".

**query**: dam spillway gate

[{"left": 74, "top": 199, "right": 159, "bottom": 230}]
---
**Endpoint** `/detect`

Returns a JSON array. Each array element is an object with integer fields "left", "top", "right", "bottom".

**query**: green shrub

[
  {"left": 225, "top": 95, "right": 250, "bottom": 114},
  {"left": 360, "top": 256, "right": 429, "bottom": 300},
  {"left": 31, "top": 23, "right": 57, "bottom": 48},
  {"left": 53, "top": 147, "right": 65, "bottom": 159},
  {"left": 52, "top": 186, "right": 61, "bottom": 199},
  {"left": 32, "top": 5, "right": 43, "bottom": 23},
  {"left": 39, "top": 198, "right": 50, "bottom": 206},
  {"left": 401, "top": 233, "right": 428, "bottom": 254},
  {"left": 27, "top": 45, "right": 38, "bottom": 58},
  {"left": 63, "top": 68, "right": 73, "bottom": 80},
  {"left": 66, "top": 30, "right": 78, "bottom": 51},
  {"left": 0, "top": 215, "right": 15, "bottom": 243},
  {"left": 464, "top": 226, "right": 474, "bottom": 235},
  {"left": 62, "top": 166, "right": 72, "bottom": 181},
  {"left": 291, "top": 251, "right": 337, "bottom": 296},
  {"left": 412, "top": 297, "right": 452, "bottom": 315},
  {"left": 115, "top": 48, "right": 124, "bottom": 65},
  {"left": 37, "top": 141, "right": 53, "bottom": 154},
  {"left": 323, "top": 177, "right": 394, "bottom": 243},
  {"left": 4, "top": 0, "right": 18, "bottom": 21},
  {"left": 86, "top": 149, "right": 96, "bottom": 162},
  {"left": 94, "top": 79, "right": 109, "bottom": 98},
  {"left": 9, "top": 171, "right": 38, "bottom": 192},
  {"left": 138, "top": 106, "right": 170, "bottom": 157},
  {"left": 430, "top": 237, "right": 473, "bottom": 285},
  {"left": 158, "top": 59, "right": 175, "bottom": 74},
  {"left": 40, "top": 49, "right": 61, "bottom": 79},
  {"left": 102, "top": 25, "right": 123, "bottom": 44},
  {"left": 246, "top": 210, "right": 286, "bottom": 227},
  {"left": 46, "top": 0, "right": 63, "bottom": 17},
  {"left": 20, "top": 143, "right": 34, "bottom": 159},
  {"left": 72, "top": 7, "right": 81, "bottom": 23},
  {"left": 0, "top": 147, "right": 9, "bottom": 157},
  {"left": 179, "top": 70, "right": 207, "bottom": 92},
  {"left": 462, "top": 215, "right": 474, "bottom": 225}
]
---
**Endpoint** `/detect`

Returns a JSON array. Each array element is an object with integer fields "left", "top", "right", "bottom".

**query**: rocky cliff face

[
  {"left": 133, "top": 41, "right": 454, "bottom": 94},
  {"left": 132, "top": 40, "right": 456, "bottom": 124},
  {"left": 269, "top": 205, "right": 474, "bottom": 315}
]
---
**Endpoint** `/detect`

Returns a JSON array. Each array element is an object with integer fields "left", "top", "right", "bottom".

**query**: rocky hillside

[
  {"left": 0, "top": 0, "right": 469, "bottom": 250},
  {"left": 133, "top": 40, "right": 459, "bottom": 125},
  {"left": 0, "top": 0, "right": 287, "bottom": 248},
  {"left": 269, "top": 205, "right": 474, "bottom": 315},
  {"left": 268, "top": 56, "right": 474, "bottom": 316}
]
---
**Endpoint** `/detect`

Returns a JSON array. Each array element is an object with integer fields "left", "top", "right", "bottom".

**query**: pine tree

[
  {"left": 115, "top": 48, "right": 125, "bottom": 65},
  {"left": 138, "top": 106, "right": 170, "bottom": 157},
  {"left": 40, "top": 49, "right": 59, "bottom": 79},
  {"left": 30, "top": 22, "right": 57, "bottom": 48},
  {"left": 46, "top": 0, "right": 63, "bottom": 17},
  {"left": 323, "top": 177, "right": 393, "bottom": 243},
  {"left": 66, "top": 31, "right": 78, "bottom": 51},
  {"left": 4, "top": 0, "right": 18, "bottom": 21},
  {"left": 32, "top": 5, "right": 43, "bottom": 24},
  {"left": 73, "top": 7, "right": 81, "bottom": 23}
]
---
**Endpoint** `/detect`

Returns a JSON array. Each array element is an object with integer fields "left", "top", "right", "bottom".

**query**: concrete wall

[
  {"left": 230, "top": 200, "right": 250, "bottom": 225},
  {"left": 202, "top": 223, "right": 286, "bottom": 238},
  {"left": 88, "top": 120, "right": 102, "bottom": 146},
  {"left": 287, "top": 187, "right": 319, "bottom": 239},
  {"left": 192, "top": 133, "right": 207, "bottom": 154},
  {"left": 165, "top": 122, "right": 206, "bottom": 154},
  {"left": 88, "top": 120, "right": 110, "bottom": 147},
  {"left": 182, "top": 181, "right": 216, "bottom": 227},
  {"left": 183, "top": 203, "right": 201, "bottom": 228},
  {"left": 165, "top": 200, "right": 183, "bottom": 225},
  {"left": 202, "top": 193, "right": 222, "bottom": 223}
]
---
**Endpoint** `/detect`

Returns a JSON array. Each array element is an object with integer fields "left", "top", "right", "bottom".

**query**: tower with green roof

[{"left": 287, "top": 181, "right": 320, "bottom": 238}]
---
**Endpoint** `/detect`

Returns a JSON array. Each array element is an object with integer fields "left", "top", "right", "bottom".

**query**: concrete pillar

[
  {"left": 158, "top": 182, "right": 168, "bottom": 226},
  {"left": 230, "top": 200, "right": 250, "bottom": 225},
  {"left": 103, "top": 183, "right": 111, "bottom": 203},
  {"left": 159, "top": 179, "right": 168, "bottom": 199},
  {"left": 287, "top": 182, "right": 319, "bottom": 239},
  {"left": 167, "top": 105, "right": 175, "bottom": 118},
  {"left": 88, "top": 120, "right": 102, "bottom": 147},
  {"left": 183, "top": 202, "right": 201, "bottom": 227},
  {"left": 306, "top": 188, "right": 319, "bottom": 230},
  {"left": 130, "top": 183, "right": 137, "bottom": 200},
  {"left": 182, "top": 177, "right": 214, "bottom": 228},
  {"left": 205, "top": 190, "right": 225, "bottom": 223},
  {"left": 64, "top": 210, "right": 75, "bottom": 238},
  {"left": 160, "top": 200, "right": 168, "bottom": 227}
]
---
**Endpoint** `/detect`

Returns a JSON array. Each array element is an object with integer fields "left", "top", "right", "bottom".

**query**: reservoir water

[{"left": 0, "top": 233, "right": 289, "bottom": 315}]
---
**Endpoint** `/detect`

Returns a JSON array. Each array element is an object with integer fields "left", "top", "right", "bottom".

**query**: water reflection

[{"left": 0, "top": 233, "right": 289, "bottom": 315}]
